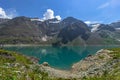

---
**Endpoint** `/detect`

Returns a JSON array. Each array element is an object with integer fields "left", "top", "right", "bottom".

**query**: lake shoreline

[
  {"left": 2, "top": 45, "right": 120, "bottom": 70},
  {"left": 1, "top": 44, "right": 52, "bottom": 47},
  {"left": 1, "top": 44, "right": 120, "bottom": 47}
]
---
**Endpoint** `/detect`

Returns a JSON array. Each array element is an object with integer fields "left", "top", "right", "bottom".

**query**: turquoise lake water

[{"left": 3, "top": 46, "right": 120, "bottom": 70}]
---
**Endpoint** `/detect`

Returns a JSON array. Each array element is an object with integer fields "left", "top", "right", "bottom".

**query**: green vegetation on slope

[
  {"left": 0, "top": 49, "right": 74, "bottom": 80},
  {"left": 0, "top": 48, "right": 120, "bottom": 80}
]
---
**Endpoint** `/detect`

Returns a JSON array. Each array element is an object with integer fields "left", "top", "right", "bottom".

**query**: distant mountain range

[{"left": 0, "top": 16, "right": 120, "bottom": 46}]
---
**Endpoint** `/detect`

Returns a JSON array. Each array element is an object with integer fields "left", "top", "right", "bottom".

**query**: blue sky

[{"left": 0, "top": 0, "right": 120, "bottom": 24}]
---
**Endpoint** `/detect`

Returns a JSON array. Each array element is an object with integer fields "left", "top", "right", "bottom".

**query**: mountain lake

[{"left": 3, "top": 45, "right": 120, "bottom": 70}]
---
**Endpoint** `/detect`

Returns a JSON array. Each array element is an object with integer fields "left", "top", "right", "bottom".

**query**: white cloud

[
  {"left": 98, "top": 2, "right": 110, "bottom": 9},
  {"left": 43, "top": 9, "right": 54, "bottom": 20},
  {"left": 55, "top": 15, "right": 61, "bottom": 20},
  {"left": 98, "top": 0, "right": 120, "bottom": 9},
  {"left": 85, "top": 21, "right": 100, "bottom": 25},
  {"left": 0, "top": 7, "right": 8, "bottom": 18},
  {"left": 85, "top": 21, "right": 92, "bottom": 25},
  {"left": 42, "top": 9, "right": 61, "bottom": 20},
  {"left": 0, "top": 7, "right": 17, "bottom": 19}
]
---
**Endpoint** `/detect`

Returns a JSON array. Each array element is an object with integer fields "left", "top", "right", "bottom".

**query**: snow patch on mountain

[
  {"left": 91, "top": 24, "right": 101, "bottom": 32},
  {"left": 42, "top": 35, "right": 48, "bottom": 41},
  {"left": 115, "top": 28, "right": 120, "bottom": 30}
]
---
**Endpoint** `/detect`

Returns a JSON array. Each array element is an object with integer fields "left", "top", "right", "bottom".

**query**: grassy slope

[
  {"left": 0, "top": 48, "right": 120, "bottom": 80},
  {"left": 0, "top": 49, "right": 74, "bottom": 80}
]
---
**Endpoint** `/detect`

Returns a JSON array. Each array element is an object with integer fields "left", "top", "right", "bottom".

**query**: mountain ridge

[{"left": 0, "top": 16, "right": 120, "bottom": 45}]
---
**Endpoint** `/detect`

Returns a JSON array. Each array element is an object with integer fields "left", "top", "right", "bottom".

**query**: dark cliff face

[{"left": 57, "top": 17, "right": 90, "bottom": 44}]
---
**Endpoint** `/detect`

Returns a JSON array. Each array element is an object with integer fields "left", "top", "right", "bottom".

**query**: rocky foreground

[
  {"left": 41, "top": 48, "right": 120, "bottom": 79},
  {"left": 0, "top": 48, "right": 120, "bottom": 80}
]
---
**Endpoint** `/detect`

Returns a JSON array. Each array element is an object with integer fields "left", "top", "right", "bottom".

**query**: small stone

[
  {"left": 30, "top": 56, "right": 39, "bottom": 63},
  {"left": 14, "top": 63, "right": 20, "bottom": 67},
  {"left": 42, "top": 62, "right": 49, "bottom": 66},
  {"left": 87, "top": 54, "right": 92, "bottom": 57}
]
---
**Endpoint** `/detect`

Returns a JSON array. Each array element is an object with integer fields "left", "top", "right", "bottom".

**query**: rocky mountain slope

[
  {"left": 0, "top": 18, "right": 10, "bottom": 24},
  {"left": 0, "top": 16, "right": 120, "bottom": 45},
  {"left": 110, "top": 21, "right": 120, "bottom": 29},
  {"left": 53, "top": 17, "right": 90, "bottom": 46}
]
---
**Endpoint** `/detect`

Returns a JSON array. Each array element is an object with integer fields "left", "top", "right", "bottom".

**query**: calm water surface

[{"left": 3, "top": 46, "right": 120, "bottom": 70}]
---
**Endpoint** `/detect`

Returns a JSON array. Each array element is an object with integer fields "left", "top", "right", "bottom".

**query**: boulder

[{"left": 42, "top": 62, "right": 49, "bottom": 66}]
